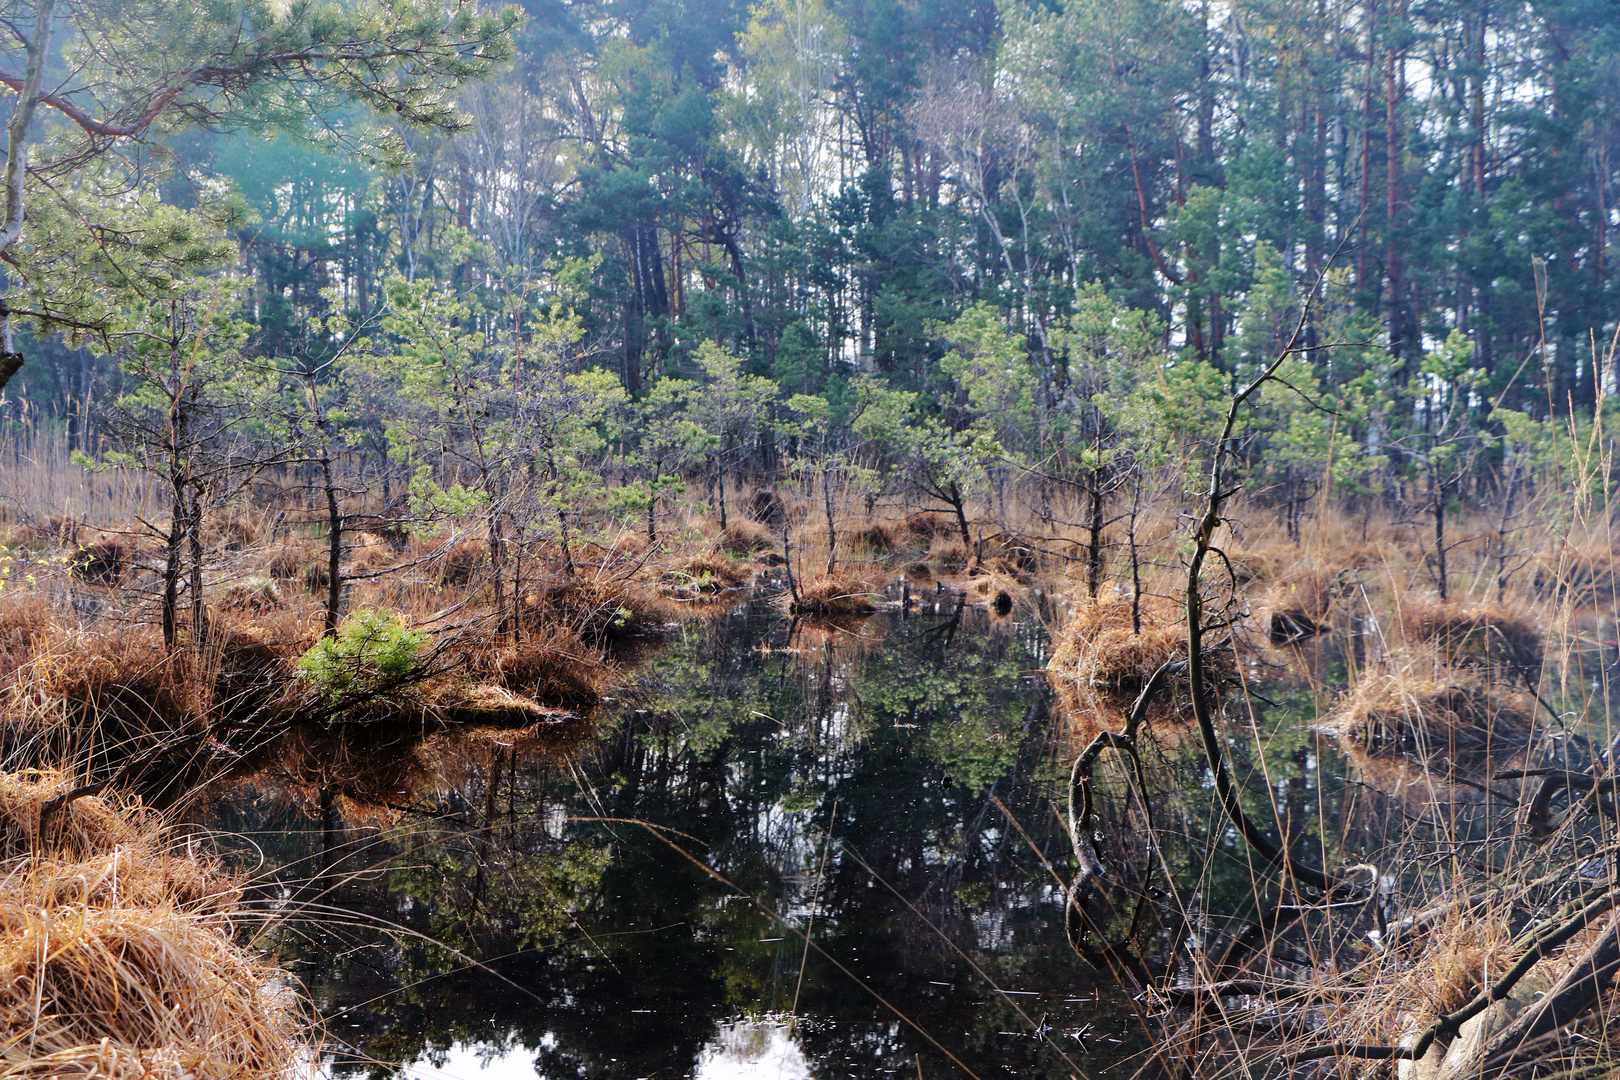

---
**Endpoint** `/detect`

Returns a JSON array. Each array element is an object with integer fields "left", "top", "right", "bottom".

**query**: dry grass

[
  {"left": 1400, "top": 601, "right": 1544, "bottom": 674},
  {"left": 964, "top": 571, "right": 1028, "bottom": 616},
  {"left": 433, "top": 536, "right": 487, "bottom": 587},
  {"left": 1326, "top": 666, "right": 1534, "bottom": 769},
  {"left": 22, "top": 629, "right": 201, "bottom": 741},
  {"left": 663, "top": 550, "right": 753, "bottom": 596},
  {"left": 478, "top": 624, "right": 610, "bottom": 707},
  {"left": 1265, "top": 568, "right": 1339, "bottom": 644},
  {"left": 70, "top": 535, "right": 126, "bottom": 587},
  {"left": 975, "top": 531, "right": 1041, "bottom": 576},
  {"left": 0, "top": 770, "right": 302, "bottom": 1079},
  {"left": 1410, "top": 910, "right": 1516, "bottom": 1019},
  {"left": 927, "top": 536, "right": 971, "bottom": 567},
  {"left": 1047, "top": 595, "right": 1237, "bottom": 738},
  {"left": 265, "top": 538, "right": 321, "bottom": 582},
  {"left": 0, "top": 595, "right": 51, "bottom": 680},
  {"left": 524, "top": 575, "right": 676, "bottom": 644},
  {"left": 902, "top": 512, "right": 955, "bottom": 542},
  {"left": 851, "top": 522, "right": 900, "bottom": 554},
  {"left": 1532, "top": 529, "right": 1620, "bottom": 606},
  {"left": 744, "top": 489, "right": 787, "bottom": 527},
  {"left": 788, "top": 573, "right": 878, "bottom": 617},
  {"left": 217, "top": 575, "right": 284, "bottom": 614},
  {"left": 721, "top": 518, "right": 774, "bottom": 554},
  {"left": 349, "top": 531, "right": 397, "bottom": 573}
]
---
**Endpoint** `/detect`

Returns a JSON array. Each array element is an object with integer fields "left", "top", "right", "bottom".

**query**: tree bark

[{"left": 0, "top": 0, "right": 56, "bottom": 393}]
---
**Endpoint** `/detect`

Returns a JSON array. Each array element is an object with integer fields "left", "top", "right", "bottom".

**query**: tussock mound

[
  {"left": 0, "top": 596, "right": 50, "bottom": 679},
  {"left": 852, "top": 522, "right": 899, "bottom": 553},
  {"left": 789, "top": 574, "right": 878, "bottom": 616},
  {"left": 745, "top": 490, "right": 786, "bottom": 527},
  {"left": 25, "top": 631, "right": 200, "bottom": 737},
  {"left": 721, "top": 518, "right": 774, "bottom": 554},
  {"left": 663, "top": 551, "right": 752, "bottom": 596},
  {"left": 902, "top": 512, "right": 956, "bottom": 542},
  {"left": 0, "top": 771, "right": 302, "bottom": 1079},
  {"left": 1326, "top": 669, "right": 1534, "bottom": 769},
  {"left": 1267, "top": 569, "right": 1338, "bottom": 644},
  {"left": 1047, "top": 596, "right": 1236, "bottom": 736},
  {"left": 1401, "top": 602, "right": 1543, "bottom": 673},
  {"left": 71, "top": 536, "right": 126, "bottom": 586},
  {"left": 977, "top": 532, "right": 1040, "bottom": 575},
  {"left": 480, "top": 625, "right": 608, "bottom": 706},
  {"left": 525, "top": 576, "right": 675, "bottom": 644},
  {"left": 266, "top": 539, "right": 321, "bottom": 582}
]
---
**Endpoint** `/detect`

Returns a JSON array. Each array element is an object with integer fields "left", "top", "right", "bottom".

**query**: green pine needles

[{"left": 296, "top": 608, "right": 429, "bottom": 706}]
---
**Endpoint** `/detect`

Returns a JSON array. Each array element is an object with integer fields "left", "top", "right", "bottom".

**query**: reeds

[
  {"left": 1326, "top": 665, "right": 1534, "bottom": 770},
  {"left": 1047, "top": 594, "right": 1237, "bottom": 736},
  {"left": 663, "top": 550, "right": 752, "bottom": 596},
  {"left": 1401, "top": 601, "right": 1544, "bottom": 674},
  {"left": 527, "top": 575, "right": 676, "bottom": 644},
  {"left": 721, "top": 518, "right": 774, "bottom": 554}
]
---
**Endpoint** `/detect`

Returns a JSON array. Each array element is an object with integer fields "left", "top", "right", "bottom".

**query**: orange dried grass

[
  {"left": 788, "top": 573, "right": 878, "bottom": 616},
  {"left": 0, "top": 771, "right": 302, "bottom": 1079},
  {"left": 1327, "top": 667, "right": 1534, "bottom": 769},
  {"left": 721, "top": 518, "right": 774, "bottom": 554},
  {"left": 1047, "top": 595, "right": 1236, "bottom": 737},
  {"left": 663, "top": 550, "right": 752, "bottom": 595},
  {"left": 1401, "top": 601, "right": 1543, "bottom": 673}
]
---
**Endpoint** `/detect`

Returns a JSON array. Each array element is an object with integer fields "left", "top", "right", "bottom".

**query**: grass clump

[
  {"left": 788, "top": 574, "right": 878, "bottom": 617},
  {"left": 1327, "top": 667, "right": 1534, "bottom": 769},
  {"left": 721, "top": 518, "right": 774, "bottom": 554},
  {"left": 528, "top": 577, "right": 674, "bottom": 644},
  {"left": 0, "top": 770, "right": 303, "bottom": 1079},
  {"left": 1401, "top": 601, "right": 1543, "bottom": 674},
  {"left": 482, "top": 624, "right": 608, "bottom": 707},
  {"left": 26, "top": 631, "right": 200, "bottom": 738},
  {"left": 1047, "top": 595, "right": 1236, "bottom": 737},
  {"left": 662, "top": 551, "right": 752, "bottom": 597},
  {"left": 1266, "top": 568, "right": 1338, "bottom": 644}
]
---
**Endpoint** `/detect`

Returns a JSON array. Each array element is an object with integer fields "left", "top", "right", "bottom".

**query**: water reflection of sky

[
  {"left": 212, "top": 595, "right": 1142, "bottom": 1078},
  {"left": 694, "top": 1019, "right": 813, "bottom": 1080},
  {"left": 364, "top": 1018, "right": 812, "bottom": 1080},
  {"left": 380, "top": 1043, "right": 534, "bottom": 1080}
]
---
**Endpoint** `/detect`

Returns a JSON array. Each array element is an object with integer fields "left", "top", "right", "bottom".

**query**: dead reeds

[
  {"left": 787, "top": 573, "right": 878, "bottom": 617},
  {"left": 1401, "top": 601, "right": 1544, "bottom": 674},
  {"left": 1047, "top": 595, "right": 1237, "bottom": 737},
  {"left": 721, "top": 518, "right": 774, "bottom": 554},
  {"left": 663, "top": 550, "right": 752, "bottom": 597},
  {"left": 527, "top": 575, "right": 675, "bottom": 644},
  {"left": 1266, "top": 568, "right": 1338, "bottom": 644}
]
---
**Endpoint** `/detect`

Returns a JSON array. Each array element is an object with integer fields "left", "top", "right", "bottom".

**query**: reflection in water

[
  {"left": 694, "top": 1018, "right": 811, "bottom": 1080},
  {"left": 196, "top": 590, "right": 1135, "bottom": 1078}
]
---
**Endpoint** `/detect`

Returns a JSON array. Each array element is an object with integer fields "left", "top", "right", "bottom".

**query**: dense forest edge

[{"left": 3, "top": 0, "right": 1620, "bottom": 1074}]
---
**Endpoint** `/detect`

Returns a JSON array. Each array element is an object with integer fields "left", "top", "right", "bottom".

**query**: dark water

[
  {"left": 188, "top": 583, "right": 1497, "bottom": 1080},
  {"left": 195, "top": 591, "right": 1157, "bottom": 1080}
]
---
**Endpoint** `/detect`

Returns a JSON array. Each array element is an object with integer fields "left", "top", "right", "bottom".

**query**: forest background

[{"left": 2, "top": 0, "right": 1616, "bottom": 565}]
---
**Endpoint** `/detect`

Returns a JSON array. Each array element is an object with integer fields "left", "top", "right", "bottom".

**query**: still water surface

[{"left": 193, "top": 589, "right": 1344, "bottom": 1079}]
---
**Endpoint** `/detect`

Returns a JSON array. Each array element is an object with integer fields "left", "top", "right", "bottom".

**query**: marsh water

[{"left": 190, "top": 587, "right": 1385, "bottom": 1080}]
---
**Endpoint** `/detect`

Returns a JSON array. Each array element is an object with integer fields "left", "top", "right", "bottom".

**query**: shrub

[{"left": 295, "top": 608, "right": 428, "bottom": 704}]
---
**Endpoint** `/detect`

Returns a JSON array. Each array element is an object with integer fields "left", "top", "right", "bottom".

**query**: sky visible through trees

[{"left": 0, "top": 0, "right": 1615, "bottom": 533}]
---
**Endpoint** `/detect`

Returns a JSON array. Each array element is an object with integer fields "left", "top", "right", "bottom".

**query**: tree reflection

[{"left": 197, "top": 592, "right": 1142, "bottom": 1079}]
